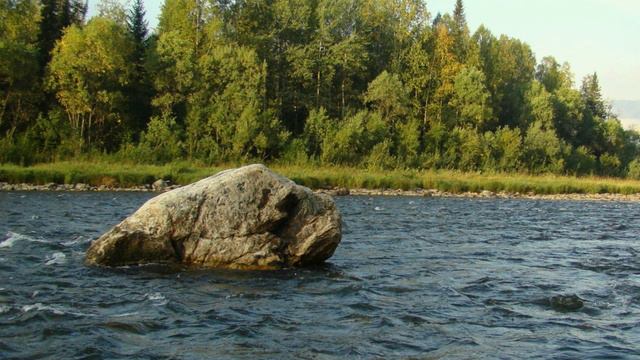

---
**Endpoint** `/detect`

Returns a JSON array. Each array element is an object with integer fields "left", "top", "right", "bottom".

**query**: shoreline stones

[
  {"left": 85, "top": 164, "right": 342, "bottom": 270},
  {"left": 0, "top": 181, "right": 179, "bottom": 192},
  {"left": 3, "top": 180, "right": 640, "bottom": 201}
]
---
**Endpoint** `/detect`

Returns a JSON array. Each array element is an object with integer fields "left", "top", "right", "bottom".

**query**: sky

[{"left": 89, "top": 0, "right": 639, "bottom": 103}]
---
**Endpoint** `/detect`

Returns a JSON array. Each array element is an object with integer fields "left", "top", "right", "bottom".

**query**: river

[{"left": 1, "top": 192, "right": 639, "bottom": 359}]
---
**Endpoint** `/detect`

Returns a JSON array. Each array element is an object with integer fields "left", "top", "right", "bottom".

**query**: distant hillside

[{"left": 612, "top": 100, "right": 640, "bottom": 129}]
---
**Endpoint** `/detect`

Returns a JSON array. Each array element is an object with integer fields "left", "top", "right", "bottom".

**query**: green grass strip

[{"left": 2, "top": 161, "right": 640, "bottom": 195}]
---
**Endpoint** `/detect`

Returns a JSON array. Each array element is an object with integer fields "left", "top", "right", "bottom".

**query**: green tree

[
  {"left": 524, "top": 81, "right": 554, "bottom": 128},
  {"left": 396, "top": 118, "right": 421, "bottom": 167},
  {"left": 402, "top": 30, "right": 433, "bottom": 138},
  {"left": 552, "top": 84, "right": 584, "bottom": 146},
  {"left": 484, "top": 126, "right": 522, "bottom": 172},
  {"left": 358, "top": 0, "right": 427, "bottom": 76},
  {"left": 581, "top": 72, "right": 609, "bottom": 120},
  {"left": 565, "top": 145, "right": 597, "bottom": 175},
  {"left": 231, "top": 0, "right": 313, "bottom": 133},
  {"left": 451, "top": 66, "right": 493, "bottom": 130},
  {"left": 60, "top": 0, "right": 87, "bottom": 28},
  {"left": 522, "top": 121, "right": 564, "bottom": 173},
  {"left": 322, "top": 110, "right": 387, "bottom": 166},
  {"left": 0, "top": 0, "right": 41, "bottom": 133},
  {"left": 577, "top": 73, "right": 608, "bottom": 155},
  {"left": 37, "top": 0, "right": 86, "bottom": 73},
  {"left": 451, "top": 0, "right": 469, "bottom": 62},
  {"left": 429, "top": 21, "right": 462, "bottom": 126},
  {"left": 38, "top": 0, "right": 60, "bottom": 71},
  {"left": 97, "top": 0, "right": 127, "bottom": 27},
  {"left": 303, "top": 107, "right": 333, "bottom": 157},
  {"left": 47, "top": 18, "right": 134, "bottom": 152},
  {"left": 535, "top": 56, "right": 571, "bottom": 93},
  {"left": 187, "top": 43, "right": 286, "bottom": 162},
  {"left": 490, "top": 36, "right": 536, "bottom": 129},
  {"left": 364, "top": 71, "right": 409, "bottom": 127},
  {"left": 453, "top": 126, "right": 482, "bottom": 171},
  {"left": 133, "top": 113, "right": 184, "bottom": 163},
  {"left": 627, "top": 158, "right": 640, "bottom": 179},
  {"left": 322, "top": 111, "right": 367, "bottom": 165},
  {"left": 126, "top": 0, "right": 152, "bottom": 136}
]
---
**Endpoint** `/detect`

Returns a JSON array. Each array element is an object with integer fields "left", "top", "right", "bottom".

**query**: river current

[{"left": 1, "top": 192, "right": 639, "bottom": 359}]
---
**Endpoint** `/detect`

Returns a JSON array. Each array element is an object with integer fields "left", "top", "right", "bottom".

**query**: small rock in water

[
  {"left": 152, "top": 179, "right": 168, "bottom": 191},
  {"left": 549, "top": 294, "right": 584, "bottom": 312}
]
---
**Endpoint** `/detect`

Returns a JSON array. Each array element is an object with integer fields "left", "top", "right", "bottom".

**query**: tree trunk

[
  {"left": 0, "top": 91, "right": 11, "bottom": 129},
  {"left": 341, "top": 79, "right": 345, "bottom": 119},
  {"left": 316, "top": 70, "right": 321, "bottom": 110},
  {"left": 316, "top": 40, "right": 322, "bottom": 110},
  {"left": 87, "top": 111, "right": 93, "bottom": 149}
]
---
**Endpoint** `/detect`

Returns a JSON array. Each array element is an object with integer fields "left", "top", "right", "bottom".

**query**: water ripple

[{"left": 1, "top": 192, "right": 640, "bottom": 358}]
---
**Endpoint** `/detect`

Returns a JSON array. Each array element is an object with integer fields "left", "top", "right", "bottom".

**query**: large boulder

[{"left": 85, "top": 164, "right": 342, "bottom": 270}]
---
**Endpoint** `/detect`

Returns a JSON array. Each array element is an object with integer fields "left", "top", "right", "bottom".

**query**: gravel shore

[{"left": 3, "top": 182, "right": 640, "bottom": 201}]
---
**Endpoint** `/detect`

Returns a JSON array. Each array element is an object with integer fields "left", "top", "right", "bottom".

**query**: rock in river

[
  {"left": 85, "top": 164, "right": 342, "bottom": 270},
  {"left": 549, "top": 294, "right": 584, "bottom": 312}
]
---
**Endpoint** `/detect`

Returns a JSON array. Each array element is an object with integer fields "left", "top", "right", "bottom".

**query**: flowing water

[{"left": 1, "top": 192, "right": 640, "bottom": 359}]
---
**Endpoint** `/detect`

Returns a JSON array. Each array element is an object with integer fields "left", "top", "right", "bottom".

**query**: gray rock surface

[{"left": 85, "top": 164, "right": 342, "bottom": 269}]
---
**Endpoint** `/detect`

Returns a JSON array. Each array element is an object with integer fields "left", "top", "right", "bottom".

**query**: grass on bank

[{"left": 2, "top": 161, "right": 640, "bottom": 195}]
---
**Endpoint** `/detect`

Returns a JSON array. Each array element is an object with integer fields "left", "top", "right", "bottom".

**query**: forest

[{"left": 2, "top": 0, "right": 640, "bottom": 178}]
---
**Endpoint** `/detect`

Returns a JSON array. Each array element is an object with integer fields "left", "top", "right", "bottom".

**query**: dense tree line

[{"left": 2, "top": 0, "right": 640, "bottom": 177}]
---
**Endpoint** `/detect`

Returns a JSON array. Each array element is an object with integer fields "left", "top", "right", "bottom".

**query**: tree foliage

[
  {"left": 47, "top": 18, "right": 134, "bottom": 152},
  {"left": 2, "top": 0, "right": 640, "bottom": 178}
]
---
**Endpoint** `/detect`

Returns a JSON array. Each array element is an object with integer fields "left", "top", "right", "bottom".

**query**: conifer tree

[
  {"left": 59, "top": 0, "right": 71, "bottom": 29},
  {"left": 126, "top": 0, "right": 152, "bottom": 135},
  {"left": 128, "top": 0, "right": 148, "bottom": 64},
  {"left": 451, "top": 0, "right": 469, "bottom": 62},
  {"left": 453, "top": 0, "right": 466, "bottom": 28},
  {"left": 37, "top": 0, "right": 60, "bottom": 72},
  {"left": 581, "top": 73, "right": 608, "bottom": 120}
]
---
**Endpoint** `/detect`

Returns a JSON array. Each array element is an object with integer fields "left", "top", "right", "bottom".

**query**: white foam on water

[
  {"left": 0, "top": 232, "right": 27, "bottom": 248},
  {"left": 61, "top": 236, "right": 89, "bottom": 247},
  {"left": 45, "top": 252, "right": 67, "bottom": 266},
  {"left": 0, "top": 305, "right": 10, "bottom": 314},
  {"left": 374, "top": 206, "right": 384, "bottom": 211},
  {"left": 22, "top": 303, "right": 66, "bottom": 315},
  {"left": 21, "top": 303, "right": 92, "bottom": 317},
  {"left": 0, "top": 231, "right": 48, "bottom": 248},
  {"left": 145, "top": 292, "right": 168, "bottom": 306},
  {"left": 111, "top": 311, "right": 140, "bottom": 318}
]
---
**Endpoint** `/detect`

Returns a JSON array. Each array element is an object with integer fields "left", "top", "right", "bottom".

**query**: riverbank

[
  {"left": 3, "top": 161, "right": 640, "bottom": 201},
  {"left": 5, "top": 181, "right": 640, "bottom": 201}
]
